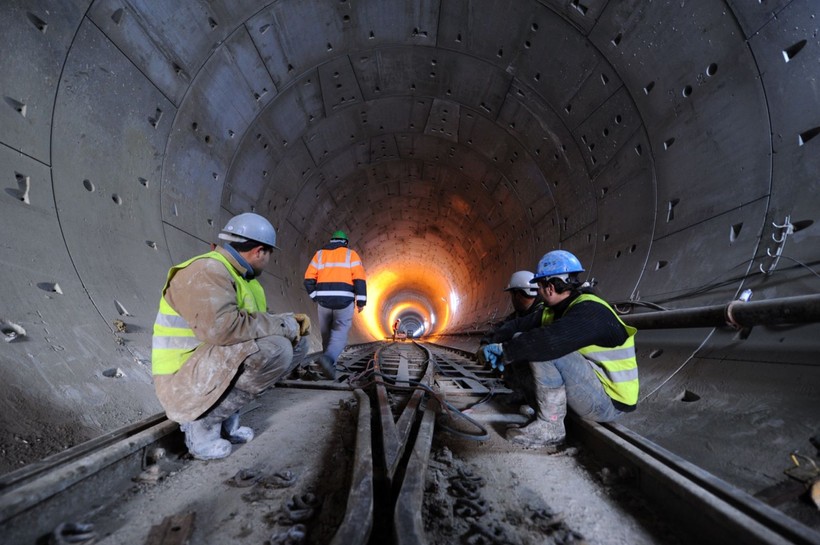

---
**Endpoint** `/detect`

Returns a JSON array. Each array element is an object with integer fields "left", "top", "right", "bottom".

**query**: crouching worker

[
  {"left": 152, "top": 213, "right": 311, "bottom": 460},
  {"left": 481, "top": 250, "right": 638, "bottom": 449}
]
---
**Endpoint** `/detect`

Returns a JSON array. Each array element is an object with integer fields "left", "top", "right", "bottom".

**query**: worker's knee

[{"left": 235, "top": 335, "right": 295, "bottom": 393}]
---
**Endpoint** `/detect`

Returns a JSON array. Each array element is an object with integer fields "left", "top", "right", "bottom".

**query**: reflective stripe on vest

[
  {"left": 311, "top": 249, "right": 353, "bottom": 270},
  {"left": 151, "top": 251, "right": 266, "bottom": 375},
  {"left": 541, "top": 293, "right": 639, "bottom": 405}
]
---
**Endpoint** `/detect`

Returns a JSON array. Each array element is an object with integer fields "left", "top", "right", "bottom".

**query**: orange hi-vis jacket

[{"left": 304, "top": 242, "right": 367, "bottom": 310}]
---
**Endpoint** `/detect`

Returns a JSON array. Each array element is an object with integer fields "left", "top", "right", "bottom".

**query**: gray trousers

[
  {"left": 505, "top": 351, "right": 623, "bottom": 423},
  {"left": 317, "top": 303, "right": 354, "bottom": 363},
  {"left": 234, "top": 335, "right": 308, "bottom": 394},
  {"left": 201, "top": 335, "right": 307, "bottom": 422}
]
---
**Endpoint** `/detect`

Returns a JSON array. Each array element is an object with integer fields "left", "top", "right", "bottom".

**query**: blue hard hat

[
  {"left": 218, "top": 213, "right": 278, "bottom": 248},
  {"left": 532, "top": 250, "right": 584, "bottom": 281}
]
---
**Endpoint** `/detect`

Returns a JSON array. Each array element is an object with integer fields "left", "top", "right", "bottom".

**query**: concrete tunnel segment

[{"left": 1, "top": 0, "right": 819, "bottom": 502}]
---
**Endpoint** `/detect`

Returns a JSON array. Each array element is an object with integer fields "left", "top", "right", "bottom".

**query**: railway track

[{"left": 1, "top": 341, "right": 818, "bottom": 544}]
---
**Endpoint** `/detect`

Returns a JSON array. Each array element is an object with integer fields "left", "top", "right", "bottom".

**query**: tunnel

[{"left": 1, "top": 0, "right": 818, "bottom": 516}]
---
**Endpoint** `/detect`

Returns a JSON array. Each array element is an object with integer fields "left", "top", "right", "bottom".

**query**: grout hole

[
  {"left": 730, "top": 222, "right": 743, "bottom": 242},
  {"left": 666, "top": 198, "right": 680, "bottom": 222},
  {"left": 4, "top": 96, "right": 27, "bottom": 117},
  {"left": 112, "top": 194, "right": 122, "bottom": 205},
  {"left": 649, "top": 349, "right": 663, "bottom": 359},
  {"left": 37, "top": 282, "right": 63, "bottom": 294},
  {"left": 798, "top": 126, "right": 820, "bottom": 146},
  {"left": 706, "top": 63, "right": 718, "bottom": 76},
  {"left": 782, "top": 39, "right": 807, "bottom": 62},
  {"left": 655, "top": 260, "right": 669, "bottom": 270},
  {"left": 114, "top": 300, "right": 131, "bottom": 316},
  {"left": 680, "top": 389, "right": 701, "bottom": 402},
  {"left": 27, "top": 12, "right": 48, "bottom": 33}
]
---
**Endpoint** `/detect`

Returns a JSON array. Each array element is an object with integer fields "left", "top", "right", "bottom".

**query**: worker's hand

[
  {"left": 357, "top": 305, "right": 364, "bottom": 314},
  {"left": 293, "top": 313, "right": 311, "bottom": 336},
  {"left": 481, "top": 343, "right": 505, "bottom": 372}
]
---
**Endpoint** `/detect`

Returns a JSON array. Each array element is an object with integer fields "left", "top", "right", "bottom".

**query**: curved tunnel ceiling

[
  {"left": 1, "top": 0, "right": 819, "bottom": 481},
  {"left": 156, "top": 0, "right": 772, "bottom": 338}
]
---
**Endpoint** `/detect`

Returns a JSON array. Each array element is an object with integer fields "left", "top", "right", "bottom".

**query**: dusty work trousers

[
  {"left": 228, "top": 335, "right": 308, "bottom": 396},
  {"left": 317, "top": 303, "right": 354, "bottom": 364},
  {"left": 505, "top": 351, "right": 623, "bottom": 422}
]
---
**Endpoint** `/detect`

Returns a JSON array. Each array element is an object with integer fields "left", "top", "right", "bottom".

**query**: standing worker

[
  {"left": 481, "top": 250, "right": 638, "bottom": 448},
  {"left": 152, "top": 213, "right": 311, "bottom": 460},
  {"left": 392, "top": 318, "right": 401, "bottom": 342},
  {"left": 304, "top": 230, "right": 367, "bottom": 378}
]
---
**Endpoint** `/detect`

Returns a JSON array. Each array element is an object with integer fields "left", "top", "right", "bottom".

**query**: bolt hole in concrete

[
  {"left": 1, "top": 320, "right": 27, "bottom": 342},
  {"left": 102, "top": 368, "right": 125, "bottom": 378},
  {"left": 83, "top": 179, "right": 94, "bottom": 192},
  {"left": 6, "top": 173, "right": 30, "bottom": 204},
  {"left": 37, "top": 282, "right": 63, "bottom": 294},
  {"left": 679, "top": 389, "right": 701, "bottom": 403}
]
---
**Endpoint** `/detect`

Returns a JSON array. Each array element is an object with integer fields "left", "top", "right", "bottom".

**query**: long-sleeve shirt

[{"left": 490, "top": 292, "right": 628, "bottom": 365}]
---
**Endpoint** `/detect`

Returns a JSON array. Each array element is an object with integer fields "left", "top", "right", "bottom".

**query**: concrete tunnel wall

[{"left": 1, "top": 0, "right": 819, "bottom": 495}]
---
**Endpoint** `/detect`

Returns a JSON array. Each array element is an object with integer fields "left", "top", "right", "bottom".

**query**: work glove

[
  {"left": 293, "top": 313, "right": 311, "bottom": 337},
  {"left": 481, "top": 343, "right": 505, "bottom": 372}
]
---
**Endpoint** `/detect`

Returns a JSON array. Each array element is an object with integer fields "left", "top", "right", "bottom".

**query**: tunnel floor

[{"left": 76, "top": 387, "right": 688, "bottom": 545}]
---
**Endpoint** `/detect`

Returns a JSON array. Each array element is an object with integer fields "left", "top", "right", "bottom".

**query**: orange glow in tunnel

[{"left": 359, "top": 263, "right": 455, "bottom": 340}]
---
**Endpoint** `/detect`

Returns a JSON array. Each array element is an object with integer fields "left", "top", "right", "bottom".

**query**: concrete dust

[
  {"left": 425, "top": 399, "right": 687, "bottom": 545},
  {"left": 49, "top": 388, "right": 688, "bottom": 545}
]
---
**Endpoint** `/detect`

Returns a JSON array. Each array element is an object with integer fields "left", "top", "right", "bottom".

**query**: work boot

[
  {"left": 506, "top": 385, "right": 567, "bottom": 448},
  {"left": 317, "top": 354, "right": 337, "bottom": 380},
  {"left": 222, "top": 412, "right": 254, "bottom": 444},
  {"left": 180, "top": 419, "right": 232, "bottom": 460}
]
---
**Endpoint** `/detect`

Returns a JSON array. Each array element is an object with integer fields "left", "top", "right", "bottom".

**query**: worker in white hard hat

[
  {"left": 503, "top": 270, "right": 545, "bottom": 323},
  {"left": 151, "top": 212, "right": 312, "bottom": 460},
  {"left": 479, "top": 271, "right": 544, "bottom": 344}
]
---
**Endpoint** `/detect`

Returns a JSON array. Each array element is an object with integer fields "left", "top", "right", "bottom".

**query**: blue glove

[{"left": 481, "top": 343, "right": 505, "bottom": 372}]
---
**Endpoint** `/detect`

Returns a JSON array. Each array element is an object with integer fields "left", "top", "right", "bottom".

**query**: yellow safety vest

[
  {"left": 151, "top": 251, "right": 266, "bottom": 375},
  {"left": 542, "top": 294, "right": 639, "bottom": 405}
]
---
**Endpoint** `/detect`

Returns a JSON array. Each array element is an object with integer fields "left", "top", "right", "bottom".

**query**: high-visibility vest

[
  {"left": 541, "top": 294, "right": 639, "bottom": 405},
  {"left": 152, "top": 251, "right": 265, "bottom": 375}
]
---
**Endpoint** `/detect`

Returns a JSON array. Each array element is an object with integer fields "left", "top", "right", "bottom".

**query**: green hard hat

[{"left": 331, "top": 230, "right": 348, "bottom": 240}]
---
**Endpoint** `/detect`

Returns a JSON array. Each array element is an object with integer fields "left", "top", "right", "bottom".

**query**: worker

[
  {"left": 483, "top": 270, "right": 545, "bottom": 337},
  {"left": 392, "top": 318, "right": 401, "bottom": 342},
  {"left": 304, "top": 230, "right": 367, "bottom": 377},
  {"left": 481, "top": 250, "right": 638, "bottom": 448},
  {"left": 152, "top": 213, "right": 312, "bottom": 460}
]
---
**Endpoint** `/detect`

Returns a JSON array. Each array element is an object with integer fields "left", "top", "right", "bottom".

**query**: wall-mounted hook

[{"left": 760, "top": 215, "right": 794, "bottom": 275}]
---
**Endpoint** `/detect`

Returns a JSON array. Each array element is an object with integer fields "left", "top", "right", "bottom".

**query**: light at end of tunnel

[{"left": 359, "top": 266, "right": 455, "bottom": 339}]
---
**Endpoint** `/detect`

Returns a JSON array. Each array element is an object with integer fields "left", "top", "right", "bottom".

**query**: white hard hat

[
  {"left": 218, "top": 213, "right": 278, "bottom": 248},
  {"left": 504, "top": 271, "right": 537, "bottom": 296}
]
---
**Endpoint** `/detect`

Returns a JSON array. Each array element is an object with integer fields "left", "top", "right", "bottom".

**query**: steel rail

[
  {"left": 573, "top": 418, "right": 820, "bottom": 545},
  {"left": 0, "top": 417, "right": 178, "bottom": 543},
  {"left": 329, "top": 389, "right": 374, "bottom": 545}
]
